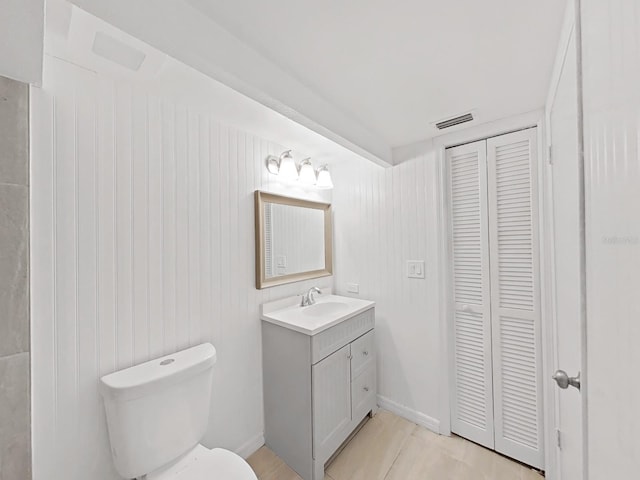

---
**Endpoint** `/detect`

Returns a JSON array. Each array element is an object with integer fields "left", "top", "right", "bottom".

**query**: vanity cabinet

[{"left": 262, "top": 307, "right": 376, "bottom": 480}]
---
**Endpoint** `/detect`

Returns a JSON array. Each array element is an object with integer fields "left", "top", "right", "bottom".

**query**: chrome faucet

[{"left": 301, "top": 287, "right": 322, "bottom": 307}]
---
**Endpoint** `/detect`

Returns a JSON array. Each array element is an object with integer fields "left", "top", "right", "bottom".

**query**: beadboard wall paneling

[
  {"left": 30, "top": 55, "right": 332, "bottom": 480},
  {"left": 581, "top": 0, "right": 640, "bottom": 476},
  {"left": 331, "top": 149, "right": 443, "bottom": 426}
]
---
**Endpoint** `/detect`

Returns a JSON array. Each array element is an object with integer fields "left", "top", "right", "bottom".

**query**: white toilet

[{"left": 100, "top": 343, "right": 258, "bottom": 480}]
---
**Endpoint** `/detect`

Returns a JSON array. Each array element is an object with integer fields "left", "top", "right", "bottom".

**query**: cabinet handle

[
  {"left": 363, "top": 350, "right": 369, "bottom": 356},
  {"left": 363, "top": 387, "right": 369, "bottom": 392}
]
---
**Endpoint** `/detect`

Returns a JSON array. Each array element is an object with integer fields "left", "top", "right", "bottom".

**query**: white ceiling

[
  {"left": 70, "top": 0, "right": 566, "bottom": 164},
  {"left": 187, "top": 0, "right": 566, "bottom": 147}
]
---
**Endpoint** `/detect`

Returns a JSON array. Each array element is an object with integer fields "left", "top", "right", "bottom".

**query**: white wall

[
  {"left": 331, "top": 147, "right": 443, "bottom": 430},
  {"left": 581, "top": 0, "right": 640, "bottom": 476},
  {"left": 0, "top": 0, "right": 44, "bottom": 84},
  {"left": 30, "top": 53, "right": 333, "bottom": 479}
]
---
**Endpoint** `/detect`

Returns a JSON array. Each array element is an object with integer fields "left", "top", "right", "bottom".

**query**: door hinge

[
  {"left": 548, "top": 145, "right": 553, "bottom": 165},
  {"left": 556, "top": 428, "right": 562, "bottom": 449}
]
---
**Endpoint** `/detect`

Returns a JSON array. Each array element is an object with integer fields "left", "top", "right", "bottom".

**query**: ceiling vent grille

[{"left": 436, "top": 113, "right": 474, "bottom": 130}]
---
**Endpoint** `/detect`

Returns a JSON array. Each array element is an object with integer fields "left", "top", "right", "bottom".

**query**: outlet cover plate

[{"left": 407, "top": 260, "right": 425, "bottom": 279}]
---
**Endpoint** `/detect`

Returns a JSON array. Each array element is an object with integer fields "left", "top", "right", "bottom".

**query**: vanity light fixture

[
  {"left": 315, "top": 165, "right": 333, "bottom": 189},
  {"left": 298, "top": 158, "right": 316, "bottom": 185},
  {"left": 265, "top": 151, "right": 333, "bottom": 189}
]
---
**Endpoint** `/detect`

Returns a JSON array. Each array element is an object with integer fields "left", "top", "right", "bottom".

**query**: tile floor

[{"left": 247, "top": 410, "right": 544, "bottom": 480}]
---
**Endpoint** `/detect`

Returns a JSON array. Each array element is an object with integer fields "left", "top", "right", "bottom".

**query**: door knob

[{"left": 552, "top": 370, "right": 581, "bottom": 391}]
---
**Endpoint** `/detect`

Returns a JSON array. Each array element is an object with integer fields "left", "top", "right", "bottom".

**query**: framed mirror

[{"left": 255, "top": 191, "right": 333, "bottom": 289}]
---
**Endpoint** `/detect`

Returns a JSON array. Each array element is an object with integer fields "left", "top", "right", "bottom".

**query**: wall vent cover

[{"left": 436, "top": 113, "right": 474, "bottom": 130}]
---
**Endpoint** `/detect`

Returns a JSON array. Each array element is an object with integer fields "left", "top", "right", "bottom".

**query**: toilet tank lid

[{"left": 100, "top": 343, "right": 216, "bottom": 400}]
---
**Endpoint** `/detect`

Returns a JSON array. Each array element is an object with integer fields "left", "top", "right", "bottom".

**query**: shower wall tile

[
  {"left": 0, "top": 353, "right": 31, "bottom": 480},
  {"left": 0, "top": 77, "right": 29, "bottom": 186},
  {"left": 0, "top": 74, "right": 30, "bottom": 480},
  {"left": 0, "top": 184, "right": 29, "bottom": 357}
]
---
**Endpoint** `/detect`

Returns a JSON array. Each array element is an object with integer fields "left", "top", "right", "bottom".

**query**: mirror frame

[{"left": 255, "top": 190, "right": 333, "bottom": 289}]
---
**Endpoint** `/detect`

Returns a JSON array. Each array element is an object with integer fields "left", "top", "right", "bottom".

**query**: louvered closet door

[
  {"left": 487, "top": 129, "right": 543, "bottom": 469},
  {"left": 447, "top": 140, "right": 495, "bottom": 449}
]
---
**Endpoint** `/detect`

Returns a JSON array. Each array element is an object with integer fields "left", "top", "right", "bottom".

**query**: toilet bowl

[{"left": 99, "top": 343, "right": 257, "bottom": 480}]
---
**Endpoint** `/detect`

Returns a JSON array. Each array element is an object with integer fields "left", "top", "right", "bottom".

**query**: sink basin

[
  {"left": 260, "top": 294, "right": 375, "bottom": 335},
  {"left": 302, "top": 301, "right": 350, "bottom": 317}
]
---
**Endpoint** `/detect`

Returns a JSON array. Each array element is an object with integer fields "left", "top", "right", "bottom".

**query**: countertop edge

[{"left": 261, "top": 301, "right": 375, "bottom": 336}]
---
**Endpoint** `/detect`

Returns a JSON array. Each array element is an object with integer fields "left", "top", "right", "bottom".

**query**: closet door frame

[{"left": 434, "top": 112, "right": 553, "bottom": 472}]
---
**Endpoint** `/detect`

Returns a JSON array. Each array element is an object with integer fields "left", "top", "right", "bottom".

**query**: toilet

[{"left": 99, "top": 343, "right": 257, "bottom": 480}]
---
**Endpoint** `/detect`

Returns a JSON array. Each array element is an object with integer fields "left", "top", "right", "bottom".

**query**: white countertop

[{"left": 260, "top": 294, "right": 375, "bottom": 335}]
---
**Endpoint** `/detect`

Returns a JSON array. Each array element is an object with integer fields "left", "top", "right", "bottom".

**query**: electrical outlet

[
  {"left": 347, "top": 283, "right": 360, "bottom": 294},
  {"left": 407, "top": 260, "right": 425, "bottom": 279}
]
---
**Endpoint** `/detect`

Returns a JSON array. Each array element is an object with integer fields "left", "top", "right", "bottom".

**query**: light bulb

[
  {"left": 278, "top": 150, "right": 298, "bottom": 181},
  {"left": 298, "top": 158, "right": 316, "bottom": 185},
  {"left": 316, "top": 165, "right": 333, "bottom": 189}
]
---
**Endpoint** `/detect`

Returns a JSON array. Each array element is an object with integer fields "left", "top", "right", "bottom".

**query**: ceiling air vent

[{"left": 435, "top": 113, "right": 474, "bottom": 130}]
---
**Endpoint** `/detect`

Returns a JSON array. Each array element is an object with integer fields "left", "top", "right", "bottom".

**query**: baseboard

[
  {"left": 235, "top": 432, "right": 265, "bottom": 460},
  {"left": 377, "top": 395, "right": 441, "bottom": 434}
]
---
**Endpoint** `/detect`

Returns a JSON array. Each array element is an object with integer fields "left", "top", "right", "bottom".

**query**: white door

[
  {"left": 581, "top": 0, "right": 640, "bottom": 477},
  {"left": 547, "top": 13, "right": 584, "bottom": 480},
  {"left": 448, "top": 140, "right": 495, "bottom": 449},
  {"left": 487, "top": 129, "right": 544, "bottom": 469}
]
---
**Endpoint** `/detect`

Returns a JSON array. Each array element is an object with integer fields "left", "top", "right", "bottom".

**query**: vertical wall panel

[{"left": 31, "top": 55, "right": 333, "bottom": 480}]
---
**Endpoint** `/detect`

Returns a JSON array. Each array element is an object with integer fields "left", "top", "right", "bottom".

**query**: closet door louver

[
  {"left": 447, "top": 140, "right": 495, "bottom": 449},
  {"left": 487, "top": 129, "right": 543, "bottom": 469}
]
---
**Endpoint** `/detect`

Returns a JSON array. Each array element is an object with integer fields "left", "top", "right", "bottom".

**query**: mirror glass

[
  {"left": 255, "top": 191, "right": 332, "bottom": 289},
  {"left": 264, "top": 203, "right": 325, "bottom": 278}
]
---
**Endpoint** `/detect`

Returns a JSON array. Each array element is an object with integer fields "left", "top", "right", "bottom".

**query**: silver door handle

[{"left": 552, "top": 370, "right": 581, "bottom": 391}]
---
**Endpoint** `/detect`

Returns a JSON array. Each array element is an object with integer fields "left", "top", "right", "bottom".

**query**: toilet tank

[{"left": 100, "top": 343, "right": 217, "bottom": 479}]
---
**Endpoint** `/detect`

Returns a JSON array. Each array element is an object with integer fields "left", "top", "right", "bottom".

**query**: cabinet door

[{"left": 312, "top": 344, "right": 352, "bottom": 459}]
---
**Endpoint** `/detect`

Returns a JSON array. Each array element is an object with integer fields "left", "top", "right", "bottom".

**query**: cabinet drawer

[
  {"left": 311, "top": 308, "right": 374, "bottom": 364},
  {"left": 350, "top": 330, "right": 375, "bottom": 379},
  {"left": 351, "top": 366, "right": 376, "bottom": 420}
]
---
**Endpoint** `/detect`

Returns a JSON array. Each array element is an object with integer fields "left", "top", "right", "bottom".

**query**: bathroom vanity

[{"left": 261, "top": 294, "right": 376, "bottom": 480}]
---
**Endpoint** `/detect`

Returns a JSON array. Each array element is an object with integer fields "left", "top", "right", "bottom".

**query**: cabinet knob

[
  {"left": 363, "top": 386, "right": 369, "bottom": 392},
  {"left": 347, "top": 354, "right": 353, "bottom": 360},
  {"left": 363, "top": 351, "right": 369, "bottom": 356}
]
